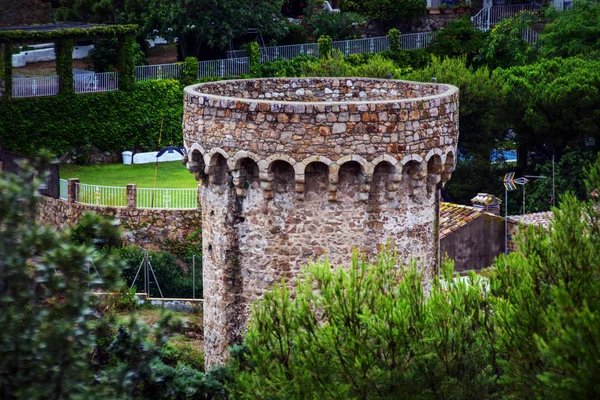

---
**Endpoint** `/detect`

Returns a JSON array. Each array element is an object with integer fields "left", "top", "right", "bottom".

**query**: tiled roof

[
  {"left": 440, "top": 202, "right": 486, "bottom": 239},
  {"left": 507, "top": 211, "right": 553, "bottom": 230}
]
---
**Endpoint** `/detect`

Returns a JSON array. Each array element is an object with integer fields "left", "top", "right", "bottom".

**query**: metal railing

[
  {"left": 74, "top": 72, "right": 118, "bottom": 93},
  {"left": 522, "top": 28, "right": 540, "bottom": 46},
  {"left": 137, "top": 187, "right": 198, "bottom": 209},
  {"left": 75, "top": 183, "right": 127, "bottom": 207},
  {"left": 471, "top": 3, "right": 542, "bottom": 31},
  {"left": 198, "top": 57, "right": 250, "bottom": 78},
  {"left": 12, "top": 76, "right": 59, "bottom": 98},
  {"left": 135, "top": 63, "right": 183, "bottom": 81}
]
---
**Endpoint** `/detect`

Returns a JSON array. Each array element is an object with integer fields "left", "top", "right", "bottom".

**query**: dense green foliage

[
  {"left": 86, "top": 37, "right": 148, "bottom": 73},
  {"left": 117, "top": 245, "right": 201, "bottom": 298},
  {"left": 317, "top": 35, "right": 333, "bottom": 59},
  {"left": 246, "top": 41, "right": 262, "bottom": 76},
  {"left": 538, "top": 0, "right": 600, "bottom": 59},
  {"left": 303, "top": 9, "right": 367, "bottom": 41},
  {"left": 142, "top": 0, "right": 287, "bottom": 59},
  {"left": 230, "top": 155, "right": 600, "bottom": 399},
  {"left": 495, "top": 57, "right": 600, "bottom": 163},
  {"left": 0, "top": 79, "right": 184, "bottom": 156},
  {"left": 476, "top": 10, "right": 538, "bottom": 69},
  {"left": 339, "top": 0, "right": 427, "bottom": 23},
  {"left": 56, "top": 38, "right": 75, "bottom": 95},
  {"left": 388, "top": 28, "right": 401, "bottom": 52},
  {"left": 428, "top": 15, "right": 487, "bottom": 64}
]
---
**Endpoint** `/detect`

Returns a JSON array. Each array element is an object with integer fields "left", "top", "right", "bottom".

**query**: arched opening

[
  {"left": 208, "top": 153, "right": 229, "bottom": 185},
  {"left": 427, "top": 155, "right": 443, "bottom": 191},
  {"left": 271, "top": 160, "right": 295, "bottom": 193},
  {"left": 444, "top": 153, "right": 455, "bottom": 174},
  {"left": 189, "top": 150, "right": 207, "bottom": 183},
  {"left": 238, "top": 158, "right": 260, "bottom": 190},
  {"left": 337, "top": 161, "right": 363, "bottom": 202},
  {"left": 304, "top": 162, "right": 329, "bottom": 202},
  {"left": 370, "top": 161, "right": 393, "bottom": 203}
]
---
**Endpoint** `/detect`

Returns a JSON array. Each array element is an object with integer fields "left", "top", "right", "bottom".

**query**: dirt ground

[{"left": 12, "top": 44, "right": 178, "bottom": 77}]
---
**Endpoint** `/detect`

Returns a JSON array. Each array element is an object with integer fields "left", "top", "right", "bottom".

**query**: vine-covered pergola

[{"left": 0, "top": 22, "right": 138, "bottom": 100}]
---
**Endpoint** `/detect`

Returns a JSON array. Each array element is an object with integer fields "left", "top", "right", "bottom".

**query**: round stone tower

[{"left": 182, "top": 77, "right": 459, "bottom": 368}]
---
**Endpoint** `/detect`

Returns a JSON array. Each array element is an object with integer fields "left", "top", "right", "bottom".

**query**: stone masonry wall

[
  {"left": 0, "top": 0, "right": 52, "bottom": 27},
  {"left": 37, "top": 196, "right": 202, "bottom": 248},
  {"left": 183, "top": 77, "right": 460, "bottom": 368}
]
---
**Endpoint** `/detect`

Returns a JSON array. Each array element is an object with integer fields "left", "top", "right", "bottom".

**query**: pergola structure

[{"left": 0, "top": 22, "right": 138, "bottom": 100}]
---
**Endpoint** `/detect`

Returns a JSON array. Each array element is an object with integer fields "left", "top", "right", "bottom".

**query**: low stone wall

[{"left": 37, "top": 196, "right": 202, "bottom": 248}]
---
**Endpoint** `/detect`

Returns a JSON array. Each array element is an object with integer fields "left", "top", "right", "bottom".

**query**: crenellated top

[{"left": 183, "top": 77, "right": 459, "bottom": 201}]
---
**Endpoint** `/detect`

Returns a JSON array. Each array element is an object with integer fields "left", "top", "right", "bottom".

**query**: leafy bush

[
  {"left": 182, "top": 56, "right": 199, "bottom": 85},
  {"left": 303, "top": 9, "right": 366, "bottom": 40},
  {"left": 85, "top": 37, "right": 148, "bottom": 73},
  {"left": 537, "top": 0, "right": 600, "bottom": 59},
  {"left": 388, "top": 28, "right": 401, "bottom": 52},
  {"left": 277, "top": 21, "right": 310, "bottom": 45},
  {"left": 317, "top": 35, "right": 333, "bottom": 59},
  {"left": 354, "top": 54, "right": 400, "bottom": 78},
  {"left": 255, "top": 54, "right": 318, "bottom": 77},
  {"left": 475, "top": 11, "right": 538, "bottom": 69},
  {"left": 246, "top": 41, "right": 262, "bottom": 75},
  {"left": 428, "top": 15, "right": 487, "bottom": 65},
  {"left": 0, "top": 79, "right": 185, "bottom": 156},
  {"left": 303, "top": 49, "right": 355, "bottom": 76},
  {"left": 339, "top": 0, "right": 427, "bottom": 22}
]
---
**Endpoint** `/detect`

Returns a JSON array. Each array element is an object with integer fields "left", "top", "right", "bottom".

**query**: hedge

[{"left": 0, "top": 79, "right": 185, "bottom": 156}]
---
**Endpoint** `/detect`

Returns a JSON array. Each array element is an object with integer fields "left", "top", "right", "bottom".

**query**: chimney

[{"left": 471, "top": 193, "right": 502, "bottom": 215}]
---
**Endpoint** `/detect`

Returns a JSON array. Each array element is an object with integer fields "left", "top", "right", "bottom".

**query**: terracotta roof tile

[
  {"left": 439, "top": 202, "right": 486, "bottom": 239},
  {"left": 507, "top": 212, "right": 553, "bottom": 230}
]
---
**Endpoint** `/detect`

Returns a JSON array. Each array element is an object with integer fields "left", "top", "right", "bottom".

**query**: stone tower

[{"left": 182, "top": 78, "right": 459, "bottom": 368}]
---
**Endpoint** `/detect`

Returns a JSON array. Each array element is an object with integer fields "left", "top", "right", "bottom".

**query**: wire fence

[
  {"left": 76, "top": 183, "right": 128, "bottom": 207},
  {"left": 137, "top": 187, "right": 198, "bottom": 209}
]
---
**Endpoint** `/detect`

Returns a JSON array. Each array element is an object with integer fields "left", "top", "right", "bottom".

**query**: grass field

[{"left": 61, "top": 161, "right": 198, "bottom": 188}]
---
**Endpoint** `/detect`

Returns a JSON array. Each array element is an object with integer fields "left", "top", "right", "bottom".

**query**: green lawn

[{"left": 60, "top": 161, "right": 198, "bottom": 188}]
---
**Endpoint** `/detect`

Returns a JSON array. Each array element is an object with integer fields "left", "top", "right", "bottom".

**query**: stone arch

[
  {"left": 228, "top": 150, "right": 262, "bottom": 171},
  {"left": 304, "top": 161, "right": 329, "bottom": 203},
  {"left": 207, "top": 152, "right": 229, "bottom": 185},
  {"left": 370, "top": 161, "right": 395, "bottom": 203},
  {"left": 264, "top": 154, "right": 296, "bottom": 175},
  {"left": 427, "top": 154, "right": 443, "bottom": 192},
  {"left": 270, "top": 160, "right": 295, "bottom": 194},
  {"left": 400, "top": 153, "right": 424, "bottom": 167},
  {"left": 295, "top": 155, "right": 333, "bottom": 176},
  {"left": 337, "top": 160, "right": 365, "bottom": 202},
  {"left": 336, "top": 155, "right": 371, "bottom": 176},
  {"left": 425, "top": 148, "right": 443, "bottom": 163},
  {"left": 188, "top": 148, "right": 207, "bottom": 183},
  {"left": 234, "top": 158, "right": 260, "bottom": 197},
  {"left": 442, "top": 149, "right": 456, "bottom": 183}
]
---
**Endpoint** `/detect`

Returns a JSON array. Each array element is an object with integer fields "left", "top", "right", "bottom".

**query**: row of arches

[{"left": 185, "top": 145, "right": 455, "bottom": 202}]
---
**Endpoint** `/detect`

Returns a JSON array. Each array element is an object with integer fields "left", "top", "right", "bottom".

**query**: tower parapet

[{"left": 182, "top": 78, "right": 459, "bottom": 367}]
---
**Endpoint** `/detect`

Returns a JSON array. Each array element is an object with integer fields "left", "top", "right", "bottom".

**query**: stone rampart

[
  {"left": 183, "top": 77, "right": 459, "bottom": 368},
  {"left": 37, "top": 196, "right": 202, "bottom": 248}
]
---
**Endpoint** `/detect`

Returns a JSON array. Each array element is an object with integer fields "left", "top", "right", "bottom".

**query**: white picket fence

[
  {"left": 137, "top": 187, "right": 197, "bottom": 209},
  {"left": 12, "top": 76, "right": 60, "bottom": 98}
]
